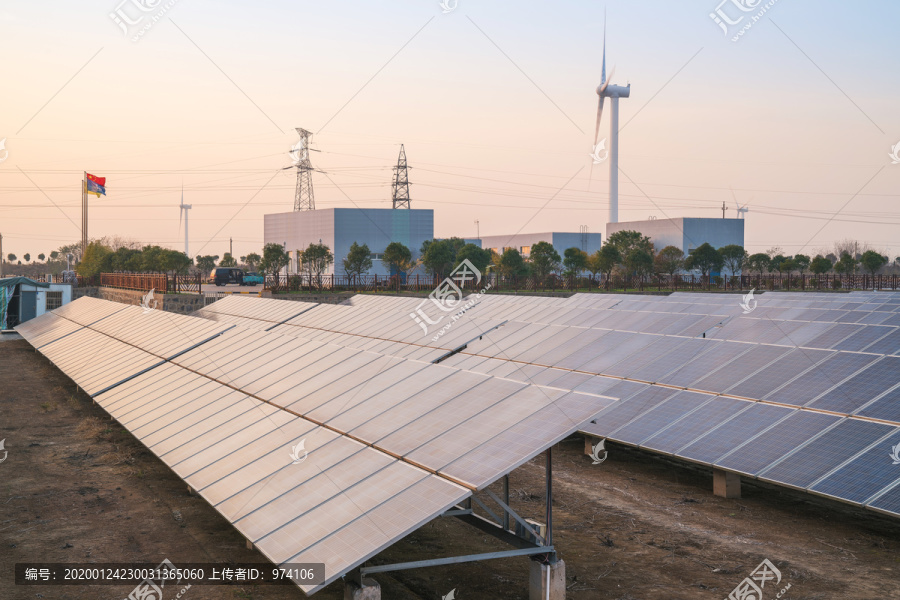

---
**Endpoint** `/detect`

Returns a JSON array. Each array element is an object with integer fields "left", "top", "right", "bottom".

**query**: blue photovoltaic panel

[
  {"left": 869, "top": 483, "right": 900, "bottom": 517},
  {"left": 726, "top": 349, "right": 832, "bottom": 400},
  {"left": 587, "top": 387, "right": 679, "bottom": 438},
  {"left": 832, "top": 326, "right": 893, "bottom": 352},
  {"left": 641, "top": 396, "right": 748, "bottom": 454},
  {"left": 759, "top": 419, "right": 896, "bottom": 489},
  {"left": 810, "top": 429, "right": 900, "bottom": 503},
  {"left": 803, "top": 323, "right": 862, "bottom": 349},
  {"left": 863, "top": 329, "right": 900, "bottom": 355},
  {"left": 765, "top": 352, "right": 878, "bottom": 406},
  {"left": 856, "top": 387, "right": 900, "bottom": 422},
  {"left": 658, "top": 341, "right": 750, "bottom": 388},
  {"left": 715, "top": 411, "right": 840, "bottom": 476},
  {"left": 807, "top": 357, "right": 900, "bottom": 414},
  {"left": 611, "top": 391, "right": 713, "bottom": 446},
  {"left": 677, "top": 403, "right": 792, "bottom": 464},
  {"left": 690, "top": 345, "right": 792, "bottom": 394}
]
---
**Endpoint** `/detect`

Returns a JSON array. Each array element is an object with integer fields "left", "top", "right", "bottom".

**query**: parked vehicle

[
  {"left": 209, "top": 268, "right": 244, "bottom": 286},
  {"left": 243, "top": 272, "right": 264, "bottom": 286}
]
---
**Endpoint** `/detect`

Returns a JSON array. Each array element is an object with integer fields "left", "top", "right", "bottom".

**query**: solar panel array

[
  {"left": 16, "top": 296, "right": 611, "bottom": 595},
  {"left": 192, "top": 291, "right": 900, "bottom": 518}
]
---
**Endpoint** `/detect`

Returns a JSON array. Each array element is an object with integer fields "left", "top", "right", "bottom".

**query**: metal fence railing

[
  {"left": 263, "top": 272, "right": 900, "bottom": 294},
  {"left": 98, "top": 273, "right": 202, "bottom": 294}
]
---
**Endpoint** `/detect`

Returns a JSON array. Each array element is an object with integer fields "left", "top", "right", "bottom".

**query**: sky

[{"left": 1, "top": 0, "right": 899, "bottom": 262}]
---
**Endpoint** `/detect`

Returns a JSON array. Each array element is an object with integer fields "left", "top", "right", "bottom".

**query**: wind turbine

[
  {"left": 594, "top": 11, "right": 630, "bottom": 227},
  {"left": 178, "top": 184, "right": 191, "bottom": 256},
  {"left": 730, "top": 188, "right": 750, "bottom": 219}
]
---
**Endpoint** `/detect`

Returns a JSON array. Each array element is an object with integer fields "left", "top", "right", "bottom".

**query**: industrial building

[
  {"left": 477, "top": 232, "right": 603, "bottom": 259},
  {"left": 263, "top": 208, "right": 434, "bottom": 277},
  {"left": 607, "top": 217, "right": 745, "bottom": 254},
  {"left": 0, "top": 276, "right": 72, "bottom": 329}
]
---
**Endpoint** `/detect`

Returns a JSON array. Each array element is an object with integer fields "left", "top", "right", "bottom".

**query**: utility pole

[
  {"left": 475, "top": 220, "right": 480, "bottom": 238},
  {"left": 230, "top": 237, "right": 233, "bottom": 258},
  {"left": 391, "top": 144, "right": 411, "bottom": 209},
  {"left": 0, "top": 232, "right": 3, "bottom": 278},
  {"left": 722, "top": 201, "right": 727, "bottom": 219},
  {"left": 292, "top": 128, "right": 316, "bottom": 211}
]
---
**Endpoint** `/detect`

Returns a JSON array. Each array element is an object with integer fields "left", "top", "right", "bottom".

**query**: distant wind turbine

[{"left": 179, "top": 184, "right": 192, "bottom": 256}]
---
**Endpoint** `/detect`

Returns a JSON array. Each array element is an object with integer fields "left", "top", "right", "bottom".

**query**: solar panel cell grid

[
  {"left": 810, "top": 429, "right": 900, "bottom": 504},
  {"left": 677, "top": 403, "right": 792, "bottom": 464},
  {"left": 640, "top": 396, "right": 746, "bottom": 454},
  {"left": 808, "top": 357, "right": 900, "bottom": 413},
  {"left": 765, "top": 352, "right": 878, "bottom": 406}
]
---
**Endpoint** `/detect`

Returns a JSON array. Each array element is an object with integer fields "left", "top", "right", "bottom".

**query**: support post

[
  {"left": 713, "top": 468, "right": 741, "bottom": 499},
  {"left": 344, "top": 577, "right": 380, "bottom": 600},
  {"left": 529, "top": 559, "right": 565, "bottom": 600},
  {"left": 503, "top": 474, "right": 510, "bottom": 531}
]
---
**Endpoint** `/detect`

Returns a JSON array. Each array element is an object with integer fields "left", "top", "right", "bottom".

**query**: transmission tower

[
  {"left": 391, "top": 144, "right": 411, "bottom": 209},
  {"left": 292, "top": 128, "right": 315, "bottom": 211}
]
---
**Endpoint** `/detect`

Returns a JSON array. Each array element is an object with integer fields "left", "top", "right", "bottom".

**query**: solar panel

[
  {"left": 765, "top": 352, "right": 878, "bottom": 406},
  {"left": 758, "top": 419, "right": 896, "bottom": 489},
  {"left": 714, "top": 411, "right": 840, "bottom": 476},
  {"left": 725, "top": 348, "right": 833, "bottom": 399},
  {"left": 677, "top": 403, "right": 792, "bottom": 464},
  {"left": 868, "top": 482, "right": 900, "bottom": 517},
  {"left": 862, "top": 329, "right": 900, "bottom": 355},
  {"left": 810, "top": 429, "right": 900, "bottom": 504},
  {"left": 610, "top": 391, "right": 713, "bottom": 446},
  {"left": 689, "top": 345, "right": 792, "bottom": 394},
  {"left": 807, "top": 357, "right": 900, "bottom": 413},
  {"left": 587, "top": 387, "right": 680, "bottom": 438},
  {"left": 640, "top": 396, "right": 748, "bottom": 454}
]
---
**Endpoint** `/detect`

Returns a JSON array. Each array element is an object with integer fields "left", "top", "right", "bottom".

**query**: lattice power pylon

[
  {"left": 391, "top": 144, "right": 411, "bottom": 209},
  {"left": 292, "top": 128, "right": 315, "bottom": 211}
]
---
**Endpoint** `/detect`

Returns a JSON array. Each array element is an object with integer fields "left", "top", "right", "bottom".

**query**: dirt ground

[{"left": 2, "top": 337, "right": 900, "bottom": 600}]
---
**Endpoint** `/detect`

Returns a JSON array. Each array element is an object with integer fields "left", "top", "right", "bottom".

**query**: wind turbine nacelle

[{"left": 598, "top": 83, "right": 630, "bottom": 98}]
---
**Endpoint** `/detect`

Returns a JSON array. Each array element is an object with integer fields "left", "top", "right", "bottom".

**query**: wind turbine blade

[
  {"left": 179, "top": 207, "right": 183, "bottom": 231},
  {"left": 602, "top": 7, "right": 607, "bottom": 85},
  {"left": 594, "top": 96, "right": 606, "bottom": 146}
]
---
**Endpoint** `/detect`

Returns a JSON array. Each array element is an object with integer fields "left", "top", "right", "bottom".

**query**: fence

[
  {"left": 264, "top": 272, "right": 900, "bottom": 294},
  {"left": 99, "top": 273, "right": 202, "bottom": 294}
]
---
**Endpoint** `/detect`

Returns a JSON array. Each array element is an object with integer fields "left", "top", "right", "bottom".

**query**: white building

[
  {"left": 1, "top": 277, "right": 73, "bottom": 329},
  {"left": 607, "top": 218, "right": 745, "bottom": 254},
  {"left": 477, "top": 232, "right": 603, "bottom": 258}
]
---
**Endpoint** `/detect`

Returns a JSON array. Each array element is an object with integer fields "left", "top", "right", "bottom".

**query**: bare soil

[{"left": 2, "top": 338, "right": 899, "bottom": 600}]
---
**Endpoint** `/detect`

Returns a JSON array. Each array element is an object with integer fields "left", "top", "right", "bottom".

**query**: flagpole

[{"left": 82, "top": 171, "right": 87, "bottom": 258}]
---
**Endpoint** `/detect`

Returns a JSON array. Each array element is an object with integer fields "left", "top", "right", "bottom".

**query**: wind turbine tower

[
  {"left": 179, "top": 185, "right": 192, "bottom": 256},
  {"left": 594, "top": 15, "right": 630, "bottom": 227}
]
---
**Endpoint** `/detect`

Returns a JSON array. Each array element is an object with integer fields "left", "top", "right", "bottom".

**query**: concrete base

[
  {"left": 584, "top": 436, "right": 598, "bottom": 457},
  {"left": 245, "top": 539, "right": 254, "bottom": 551},
  {"left": 344, "top": 578, "right": 380, "bottom": 600},
  {"left": 529, "top": 559, "right": 565, "bottom": 600},
  {"left": 713, "top": 468, "right": 741, "bottom": 499}
]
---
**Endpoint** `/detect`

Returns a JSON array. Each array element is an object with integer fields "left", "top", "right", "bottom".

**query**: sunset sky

[{"left": 1, "top": 0, "right": 899, "bottom": 261}]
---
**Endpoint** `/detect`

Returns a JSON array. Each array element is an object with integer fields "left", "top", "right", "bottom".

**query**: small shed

[{"left": 0, "top": 277, "right": 73, "bottom": 330}]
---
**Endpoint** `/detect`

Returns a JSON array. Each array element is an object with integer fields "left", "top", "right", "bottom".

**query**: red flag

[{"left": 86, "top": 173, "right": 106, "bottom": 187}]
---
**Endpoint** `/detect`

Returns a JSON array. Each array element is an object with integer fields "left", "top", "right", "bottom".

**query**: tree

[
  {"left": 383, "top": 242, "right": 412, "bottom": 276},
  {"left": 529, "top": 241, "right": 561, "bottom": 281},
  {"left": 624, "top": 248, "right": 654, "bottom": 282},
  {"left": 110, "top": 247, "right": 142, "bottom": 272},
  {"left": 244, "top": 252, "right": 261, "bottom": 272},
  {"left": 684, "top": 243, "right": 723, "bottom": 279},
  {"left": 596, "top": 244, "right": 621, "bottom": 284},
  {"left": 653, "top": 245, "right": 684, "bottom": 277},
  {"left": 793, "top": 253, "right": 811, "bottom": 275},
  {"left": 38, "top": 253, "right": 46, "bottom": 262},
  {"left": 562, "top": 247, "right": 588, "bottom": 277},
  {"left": 195, "top": 254, "right": 219, "bottom": 274},
  {"left": 23, "top": 253, "right": 31, "bottom": 262},
  {"left": 300, "top": 243, "right": 334, "bottom": 287},
  {"left": 421, "top": 239, "right": 457, "bottom": 280},
  {"left": 6, "top": 254, "right": 15, "bottom": 263},
  {"left": 455, "top": 244, "right": 492, "bottom": 276},
  {"left": 769, "top": 254, "right": 790, "bottom": 275},
  {"left": 859, "top": 250, "right": 888, "bottom": 276},
  {"left": 718, "top": 244, "right": 747, "bottom": 277},
  {"left": 499, "top": 248, "right": 528, "bottom": 280},
  {"left": 50, "top": 251, "right": 59, "bottom": 260},
  {"left": 585, "top": 251, "right": 604, "bottom": 284},
  {"left": 833, "top": 252, "right": 857, "bottom": 275},
  {"left": 810, "top": 255, "right": 832, "bottom": 275},
  {"left": 162, "top": 250, "right": 191, "bottom": 274},
  {"left": 220, "top": 253, "right": 237, "bottom": 267},
  {"left": 606, "top": 230, "right": 653, "bottom": 259},
  {"left": 746, "top": 253, "right": 770, "bottom": 275},
  {"left": 342, "top": 242, "right": 372, "bottom": 282},
  {"left": 78, "top": 242, "right": 112, "bottom": 277},
  {"left": 258, "top": 243, "right": 289, "bottom": 279}
]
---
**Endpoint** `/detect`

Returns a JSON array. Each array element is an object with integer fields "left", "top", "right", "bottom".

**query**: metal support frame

[{"left": 361, "top": 453, "right": 558, "bottom": 579}]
